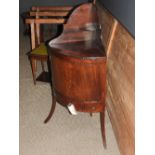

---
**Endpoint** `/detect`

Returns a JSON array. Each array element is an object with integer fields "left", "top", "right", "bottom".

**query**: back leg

[
  {"left": 31, "top": 58, "right": 37, "bottom": 85},
  {"left": 100, "top": 107, "right": 107, "bottom": 148},
  {"left": 44, "top": 90, "right": 56, "bottom": 123}
]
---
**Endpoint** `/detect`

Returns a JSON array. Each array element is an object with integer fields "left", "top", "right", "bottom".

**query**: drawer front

[
  {"left": 54, "top": 90, "right": 105, "bottom": 113},
  {"left": 74, "top": 102, "right": 105, "bottom": 112},
  {"left": 51, "top": 54, "right": 106, "bottom": 102}
]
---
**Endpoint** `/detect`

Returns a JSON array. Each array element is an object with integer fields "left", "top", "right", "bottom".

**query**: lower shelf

[{"left": 36, "top": 71, "right": 51, "bottom": 83}]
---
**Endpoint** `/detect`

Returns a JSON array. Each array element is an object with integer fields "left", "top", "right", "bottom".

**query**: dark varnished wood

[
  {"left": 48, "top": 3, "right": 106, "bottom": 111},
  {"left": 49, "top": 52, "right": 106, "bottom": 113},
  {"left": 100, "top": 110, "right": 107, "bottom": 148},
  {"left": 48, "top": 3, "right": 107, "bottom": 148},
  {"left": 44, "top": 89, "right": 56, "bottom": 123},
  {"left": 50, "top": 40, "right": 106, "bottom": 58}
]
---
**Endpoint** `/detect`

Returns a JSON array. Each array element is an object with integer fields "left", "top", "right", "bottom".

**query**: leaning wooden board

[{"left": 96, "top": 1, "right": 135, "bottom": 155}]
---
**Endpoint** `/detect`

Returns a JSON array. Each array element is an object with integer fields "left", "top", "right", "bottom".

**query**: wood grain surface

[
  {"left": 96, "top": 2, "right": 135, "bottom": 155},
  {"left": 48, "top": 3, "right": 107, "bottom": 147}
]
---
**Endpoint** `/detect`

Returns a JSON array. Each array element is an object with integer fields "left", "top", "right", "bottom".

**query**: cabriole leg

[{"left": 44, "top": 92, "right": 56, "bottom": 123}]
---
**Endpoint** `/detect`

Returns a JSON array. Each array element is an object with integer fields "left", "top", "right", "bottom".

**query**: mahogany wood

[
  {"left": 48, "top": 3, "right": 107, "bottom": 148},
  {"left": 44, "top": 89, "right": 56, "bottom": 123},
  {"left": 96, "top": 3, "right": 116, "bottom": 53}
]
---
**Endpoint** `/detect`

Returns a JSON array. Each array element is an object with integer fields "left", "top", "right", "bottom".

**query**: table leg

[
  {"left": 100, "top": 108, "right": 107, "bottom": 148},
  {"left": 44, "top": 93, "right": 56, "bottom": 123}
]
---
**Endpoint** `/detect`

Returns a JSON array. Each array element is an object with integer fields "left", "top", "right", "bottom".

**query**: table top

[{"left": 48, "top": 39, "right": 106, "bottom": 59}]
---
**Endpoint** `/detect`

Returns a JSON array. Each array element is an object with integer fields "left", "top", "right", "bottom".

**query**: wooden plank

[
  {"left": 106, "top": 20, "right": 118, "bottom": 55},
  {"left": 30, "top": 11, "right": 70, "bottom": 17},
  {"left": 25, "top": 18, "right": 66, "bottom": 24},
  {"left": 96, "top": 1, "right": 135, "bottom": 155},
  {"left": 31, "top": 6, "right": 73, "bottom": 11},
  {"left": 106, "top": 23, "right": 135, "bottom": 155},
  {"left": 30, "top": 23, "right": 35, "bottom": 50},
  {"left": 107, "top": 23, "right": 135, "bottom": 86},
  {"left": 35, "top": 14, "right": 40, "bottom": 45},
  {"left": 106, "top": 92, "right": 134, "bottom": 155},
  {"left": 96, "top": 2, "right": 115, "bottom": 52}
]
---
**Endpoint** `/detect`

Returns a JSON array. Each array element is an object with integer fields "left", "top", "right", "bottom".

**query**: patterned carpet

[{"left": 19, "top": 34, "right": 120, "bottom": 155}]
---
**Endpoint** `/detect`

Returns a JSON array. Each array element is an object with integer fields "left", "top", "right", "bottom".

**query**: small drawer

[{"left": 74, "top": 102, "right": 104, "bottom": 113}]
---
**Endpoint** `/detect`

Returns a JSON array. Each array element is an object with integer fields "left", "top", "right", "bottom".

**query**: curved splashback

[{"left": 49, "top": 3, "right": 101, "bottom": 45}]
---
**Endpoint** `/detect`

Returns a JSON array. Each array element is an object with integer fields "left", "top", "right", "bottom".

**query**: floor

[{"left": 19, "top": 33, "right": 120, "bottom": 155}]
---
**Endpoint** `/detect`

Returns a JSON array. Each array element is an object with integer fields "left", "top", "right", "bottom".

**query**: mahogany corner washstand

[{"left": 46, "top": 3, "right": 107, "bottom": 148}]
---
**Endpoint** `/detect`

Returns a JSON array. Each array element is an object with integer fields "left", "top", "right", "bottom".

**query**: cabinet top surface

[{"left": 49, "top": 39, "right": 106, "bottom": 59}]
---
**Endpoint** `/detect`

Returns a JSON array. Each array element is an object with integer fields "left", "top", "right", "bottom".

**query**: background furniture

[
  {"left": 47, "top": 2, "right": 107, "bottom": 148},
  {"left": 25, "top": 7, "right": 72, "bottom": 84}
]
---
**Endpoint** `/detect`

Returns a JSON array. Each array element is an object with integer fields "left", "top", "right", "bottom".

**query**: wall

[
  {"left": 99, "top": 0, "right": 135, "bottom": 37},
  {"left": 19, "top": 0, "right": 88, "bottom": 32},
  {"left": 96, "top": 2, "right": 135, "bottom": 155}
]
